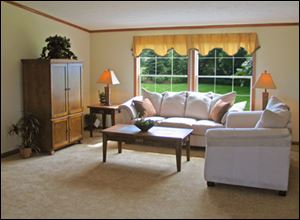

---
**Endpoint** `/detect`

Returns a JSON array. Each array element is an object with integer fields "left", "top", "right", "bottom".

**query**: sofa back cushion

[
  {"left": 142, "top": 88, "right": 164, "bottom": 115},
  {"left": 160, "top": 92, "right": 187, "bottom": 117},
  {"left": 184, "top": 92, "right": 211, "bottom": 119}
]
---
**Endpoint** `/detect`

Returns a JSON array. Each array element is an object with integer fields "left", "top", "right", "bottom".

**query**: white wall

[
  {"left": 1, "top": 2, "right": 90, "bottom": 153},
  {"left": 90, "top": 26, "right": 299, "bottom": 142}
]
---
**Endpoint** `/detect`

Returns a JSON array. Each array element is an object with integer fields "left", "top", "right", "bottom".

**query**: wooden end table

[
  {"left": 87, "top": 104, "right": 120, "bottom": 137},
  {"left": 101, "top": 124, "right": 193, "bottom": 172}
]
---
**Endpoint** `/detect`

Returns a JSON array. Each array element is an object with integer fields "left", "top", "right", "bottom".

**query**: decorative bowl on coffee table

[{"left": 134, "top": 119, "right": 155, "bottom": 132}]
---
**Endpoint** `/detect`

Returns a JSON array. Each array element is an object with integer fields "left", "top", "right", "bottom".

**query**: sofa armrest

[
  {"left": 119, "top": 96, "right": 142, "bottom": 124},
  {"left": 206, "top": 128, "right": 291, "bottom": 147},
  {"left": 225, "top": 111, "right": 263, "bottom": 128}
]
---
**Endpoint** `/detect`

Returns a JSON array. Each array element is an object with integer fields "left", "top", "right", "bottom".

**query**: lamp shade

[
  {"left": 253, "top": 70, "right": 276, "bottom": 89},
  {"left": 96, "top": 69, "right": 120, "bottom": 85}
]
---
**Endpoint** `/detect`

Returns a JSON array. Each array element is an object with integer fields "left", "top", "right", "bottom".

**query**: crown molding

[
  {"left": 90, "top": 22, "right": 299, "bottom": 33},
  {"left": 4, "top": 1, "right": 90, "bottom": 33}
]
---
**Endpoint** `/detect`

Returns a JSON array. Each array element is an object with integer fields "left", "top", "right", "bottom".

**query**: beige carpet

[{"left": 1, "top": 132, "right": 299, "bottom": 219}]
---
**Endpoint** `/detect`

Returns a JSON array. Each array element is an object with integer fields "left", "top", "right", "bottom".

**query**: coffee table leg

[
  {"left": 118, "top": 141, "right": 122, "bottom": 153},
  {"left": 103, "top": 134, "right": 107, "bottom": 162},
  {"left": 175, "top": 142, "right": 182, "bottom": 172},
  {"left": 186, "top": 136, "right": 190, "bottom": 161}
]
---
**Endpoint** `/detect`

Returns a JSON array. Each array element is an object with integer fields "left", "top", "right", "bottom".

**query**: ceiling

[{"left": 15, "top": 1, "right": 299, "bottom": 31}]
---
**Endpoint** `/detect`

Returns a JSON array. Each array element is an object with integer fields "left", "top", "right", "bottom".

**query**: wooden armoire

[{"left": 22, "top": 59, "right": 83, "bottom": 154}]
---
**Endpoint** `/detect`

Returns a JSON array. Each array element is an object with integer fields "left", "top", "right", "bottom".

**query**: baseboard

[{"left": 1, "top": 148, "right": 19, "bottom": 158}]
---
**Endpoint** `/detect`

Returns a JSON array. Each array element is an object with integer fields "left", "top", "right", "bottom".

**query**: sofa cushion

[
  {"left": 158, "top": 117, "right": 196, "bottom": 129},
  {"left": 210, "top": 91, "right": 236, "bottom": 113},
  {"left": 192, "top": 120, "right": 224, "bottom": 135},
  {"left": 209, "top": 100, "right": 231, "bottom": 123},
  {"left": 160, "top": 92, "right": 187, "bottom": 117},
  {"left": 133, "top": 98, "right": 156, "bottom": 117},
  {"left": 185, "top": 92, "right": 211, "bottom": 119},
  {"left": 142, "top": 88, "right": 164, "bottom": 114}
]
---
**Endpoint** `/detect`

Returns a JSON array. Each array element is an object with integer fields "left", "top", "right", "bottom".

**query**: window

[
  {"left": 140, "top": 49, "right": 188, "bottom": 93},
  {"left": 138, "top": 48, "right": 253, "bottom": 110},
  {"left": 198, "top": 48, "right": 252, "bottom": 110}
]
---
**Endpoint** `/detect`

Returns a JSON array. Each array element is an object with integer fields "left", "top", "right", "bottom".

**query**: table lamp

[
  {"left": 253, "top": 70, "right": 276, "bottom": 109},
  {"left": 96, "top": 69, "right": 120, "bottom": 106}
]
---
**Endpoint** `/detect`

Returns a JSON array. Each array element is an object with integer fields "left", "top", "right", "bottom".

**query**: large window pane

[
  {"left": 198, "top": 78, "right": 214, "bottom": 92},
  {"left": 216, "top": 58, "right": 233, "bottom": 76},
  {"left": 215, "top": 78, "right": 232, "bottom": 93},
  {"left": 141, "top": 76, "right": 155, "bottom": 92},
  {"left": 234, "top": 57, "right": 252, "bottom": 76},
  {"left": 173, "top": 58, "right": 188, "bottom": 75},
  {"left": 234, "top": 79, "right": 251, "bottom": 95},
  {"left": 157, "top": 58, "right": 171, "bottom": 75},
  {"left": 199, "top": 58, "right": 214, "bottom": 76},
  {"left": 156, "top": 77, "right": 171, "bottom": 93},
  {"left": 140, "top": 58, "right": 155, "bottom": 75},
  {"left": 235, "top": 96, "right": 250, "bottom": 110},
  {"left": 172, "top": 77, "right": 188, "bottom": 92}
]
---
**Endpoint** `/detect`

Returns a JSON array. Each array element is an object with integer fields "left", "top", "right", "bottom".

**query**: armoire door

[
  {"left": 68, "top": 63, "right": 83, "bottom": 114},
  {"left": 52, "top": 117, "right": 69, "bottom": 149},
  {"left": 69, "top": 113, "right": 83, "bottom": 143},
  {"left": 51, "top": 64, "right": 68, "bottom": 118}
]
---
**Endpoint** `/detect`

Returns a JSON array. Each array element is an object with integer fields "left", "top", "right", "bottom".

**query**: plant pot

[{"left": 19, "top": 148, "right": 32, "bottom": 158}]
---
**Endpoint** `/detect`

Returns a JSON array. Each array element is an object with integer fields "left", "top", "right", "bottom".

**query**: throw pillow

[
  {"left": 210, "top": 91, "right": 236, "bottom": 113},
  {"left": 209, "top": 99, "right": 231, "bottom": 123},
  {"left": 133, "top": 98, "right": 156, "bottom": 117},
  {"left": 142, "top": 88, "right": 164, "bottom": 114},
  {"left": 221, "top": 101, "right": 247, "bottom": 124},
  {"left": 255, "top": 109, "right": 290, "bottom": 128},
  {"left": 266, "top": 96, "right": 290, "bottom": 111}
]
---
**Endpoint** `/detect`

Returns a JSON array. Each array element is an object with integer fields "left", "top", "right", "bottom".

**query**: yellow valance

[{"left": 133, "top": 33, "right": 260, "bottom": 57}]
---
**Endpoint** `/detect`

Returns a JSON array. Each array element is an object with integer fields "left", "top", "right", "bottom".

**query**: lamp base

[
  {"left": 104, "top": 86, "right": 111, "bottom": 106},
  {"left": 262, "top": 91, "right": 269, "bottom": 110}
]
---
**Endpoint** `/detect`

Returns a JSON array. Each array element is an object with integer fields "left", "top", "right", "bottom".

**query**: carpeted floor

[{"left": 1, "top": 132, "right": 299, "bottom": 219}]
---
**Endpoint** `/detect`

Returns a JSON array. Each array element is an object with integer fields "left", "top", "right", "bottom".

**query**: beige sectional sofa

[{"left": 119, "top": 89, "right": 242, "bottom": 147}]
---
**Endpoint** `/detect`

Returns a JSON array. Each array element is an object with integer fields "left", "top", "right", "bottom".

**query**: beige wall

[
  {"left": 1, "top": 2, "right": 90, "bottom": 153},
  {"left": 91, "top": 26, "right": 299, "bottom": 142}
]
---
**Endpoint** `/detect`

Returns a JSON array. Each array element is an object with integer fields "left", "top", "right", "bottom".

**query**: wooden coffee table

[{"left": 101, "top": 124, "right": 193, "bottom": 172}]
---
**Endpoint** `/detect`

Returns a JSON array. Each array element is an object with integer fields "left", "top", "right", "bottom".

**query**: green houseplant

[
  {"left": 98, "top": 90, "right": 106, "bottom": 104},
  {"left": 8, "top": 114, "right": 40, "bottom": 158},
  {"left": 40, "top": 35, "right": 78, "bottom": 59},
  {"left": 134, "top": 118, "right": 155, "bottom": 132}
]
